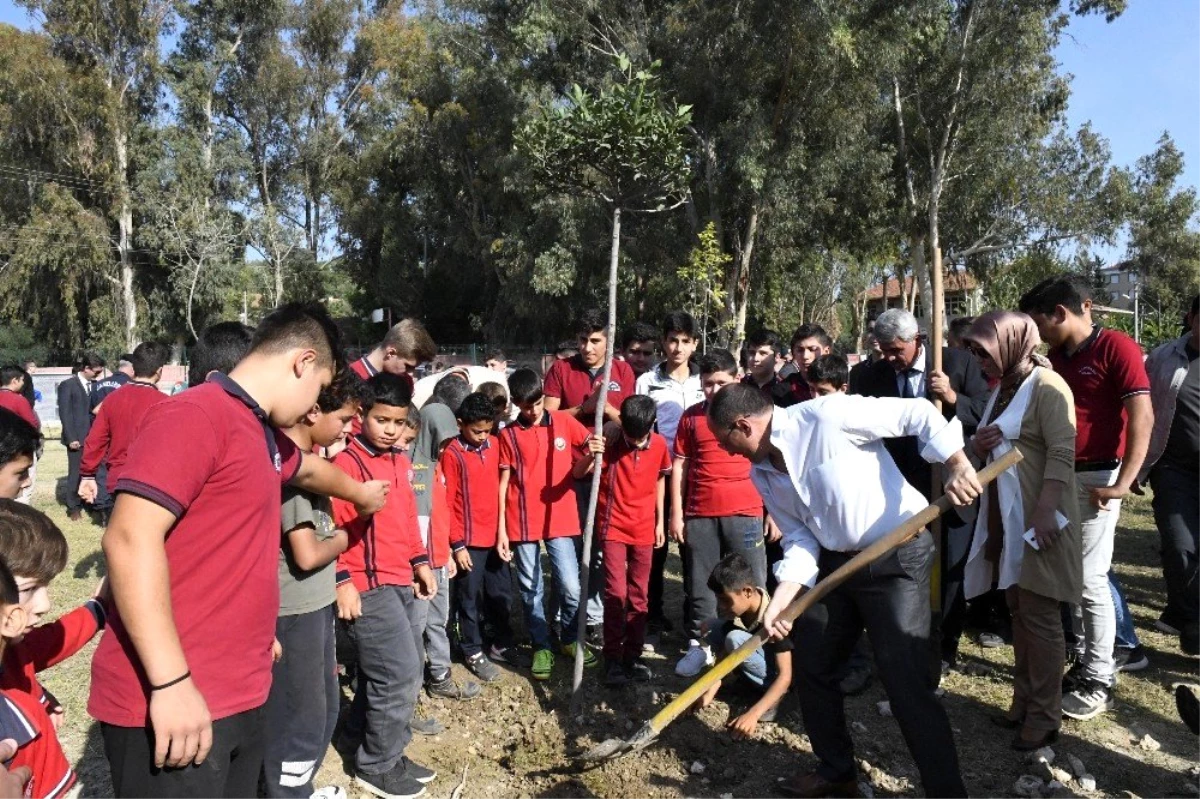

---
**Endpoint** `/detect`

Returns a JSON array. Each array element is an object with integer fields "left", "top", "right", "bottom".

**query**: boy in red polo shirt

[
  {"left": 671, "top": 349, "right": 767, "bottom": 678},
  {"left": 496, "top": 369, "right": 600, "bottom": 681},
  {"left": 78, "top": 341, "right": 170, "bottom": 507},
  {"left": 349, "top": 318, "right": 437, "bottom": 390},
  {"left": 0, "top": 559, "right": 75, "bottom": 799},
  {"left": 582, "top": 395, "right": 670, "bottom": 686},
  {"left": 333, "top": 372, "right": 437, "bottom": 799},
  {"left": 91, "top": 303, "right": 390, "bottom": 799},
  {"left": 0, "top": 367, "right": 38, "bottom": 431},
  {"left": 442, "top": 393, "right": 514, "bottom": 683}
]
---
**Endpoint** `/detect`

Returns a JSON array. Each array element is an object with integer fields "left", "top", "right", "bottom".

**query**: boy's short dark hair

[
  {"left": 76, "top": 352, "right": 105, "bottom": 372},
  {"left": 189, "top": 321, "right": 254, "bottom": 387},
  {"left": 619, "top": 395, "right": 657, "bottom": 439},
  {"left": 317, "top": 369, "right": 371, "bottom": 414},
  {"left": 484, "top": 348, "right": 507, "bottom": 363},
  {"left": 249, "top": 303, "right": 343, "bottom": 373},
  {"left": 0, "top": 409, "right": 39, "bottom": 467},
  {"left": 662, "top": 310, "right": 697, "bottom": 340},
  {"left": 575, "top": 309, "right": 608, "bottom": 338},
  {"left": 948, "top": 316, "right": 976, "bottom": 341},
  {"left": 507, "top": 368, "right": 543, "bottom": 404},
  {"left": 129, "top": 341, "right": 170, "bottom": 378},
  {"left": 555, "top": 340, "right": 578, "bottom": 358},
  {"left": 708, "top": 383, "right": 772, "bottom": 429},
  {"left": 807, "top": 354, "right": 848, "bottom": 388},
  {"left": 707, "top": 553, "right": 757, "bottom": 594},
  {"left": 696, "top": 349, "right": 737, "bottom": 377},
  {"left": 0, "top": 557, "right": 18, "bottom": 605},
  {"left": 429, "top": 373, "right": 472, "bottom": 414},
  {"left": 1018, "top": 275, "right": 1093, "bottom": 316},
  {"left": 457, "top": 392, "right": 497, "bottom": 425},
  {"left": 366, "top": 372, "right": 412, "bottom": 410},
  {"left": 790, "top": 323, "right": 832, "bottom": 350},
  {"left": 745, "top": 329, "right": 783, "bottom": 355},
  {"left": 0, "top": 500, "right": 68, "bottom": 585},
  {"left": 383, "top": 318, "right": 437, "bottom": 363},
  {"left": 621, "top": 322, "right": 658, "bottom": 350},
  {"left": 477, "top": 382, "right": 508, "bottom": 413},
  {"left": 0, "top": 366, "right": 25, "bottom": 387}
]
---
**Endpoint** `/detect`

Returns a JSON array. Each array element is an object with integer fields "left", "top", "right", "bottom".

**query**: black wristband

[{"left": 149, "top": 671, "right": 191, "bottom": 692}]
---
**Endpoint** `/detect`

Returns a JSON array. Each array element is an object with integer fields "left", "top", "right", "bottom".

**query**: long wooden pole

[
  {"left": 572, "top": 205, "right": 621, "bottom": 704},
  {"left": 929, "top": 246, "right": 945, "bottom": 620}
]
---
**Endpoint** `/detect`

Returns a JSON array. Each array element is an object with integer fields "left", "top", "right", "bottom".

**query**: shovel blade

[{"left": 580, "top": 737, "right": 628, "bottom": 762}]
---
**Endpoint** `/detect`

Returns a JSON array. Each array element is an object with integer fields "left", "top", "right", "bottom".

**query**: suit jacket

[
  {"left": 853, "top": 346, "right": 990, "bottom": 506},
  {"left": 57, "top": 376, "right": 92, "bottom": 446}
]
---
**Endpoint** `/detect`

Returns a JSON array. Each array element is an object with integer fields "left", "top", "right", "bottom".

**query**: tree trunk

[
  {"left": 731, "top": 204, "right": 759, "bottom": 351},
  {"left": 572, "top": 203, "right": 621, "bottom": 703},
  {"left": 115, "top": 126, "right": 138, "bottom": 350}
]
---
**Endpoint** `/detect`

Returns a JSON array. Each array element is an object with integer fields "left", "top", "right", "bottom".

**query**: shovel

[{"left": 579, "top": 447, "right": 1023, "bottom": 763}]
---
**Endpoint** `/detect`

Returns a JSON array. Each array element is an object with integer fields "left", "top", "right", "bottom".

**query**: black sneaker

[
  {"left": 1062, "top": 660, "right": 1086, "bottom": 692},
  {"left": 403, "top": 757, "right": 437, "bottom": 784},
  {"left": 355, "top": 764, "right": 426, "bottom": 799},
  {"left": 410, "top": 716, "right": 444, "bottom": 736},
  {"left": 604, "top": 659, "right": 630, "bottom": 687},
  {"left": 427, "top": 675, "right": 481, "bottom": 701},
  {"left": 586, "top": 624, "right": 605, "bottom": 650},
  {"left": 626, "top": 659, "right": 652, "bottom": 682},
  {"left": 1062, "top": 678, "right": 1114, "bottom": 721},
  {"left": 465, "top": 652, "right": 501, "bottom": 682},
  {"left": 1114, "top": 645, "right": 1150, "bottom": 672}
]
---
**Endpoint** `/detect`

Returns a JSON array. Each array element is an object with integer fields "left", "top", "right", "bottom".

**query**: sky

[{"left": 0, "top": 0, "right": 1196, "bottom": 235}]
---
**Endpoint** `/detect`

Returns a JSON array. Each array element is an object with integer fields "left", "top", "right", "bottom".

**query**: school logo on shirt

[
  {"left": 554, "top": 437, "right": 567, "bottom": 451},
  {"left": 1078, "top": 366, "right": 1100, "bottom": 377}
]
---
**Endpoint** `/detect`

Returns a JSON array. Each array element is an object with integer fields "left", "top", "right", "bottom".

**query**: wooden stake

[{"left": 930, "top": 246, "right": 945, "bottom": 617}]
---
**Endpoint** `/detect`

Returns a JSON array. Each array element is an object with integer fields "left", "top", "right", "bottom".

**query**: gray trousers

[
  {"left": 344, "top": 585, "right": 423, "bottom": 776},
  {"left": 422, "top": 566, "right": 453, "bottom": 681},
  {"left": 681, "top": 515, "right": 767, "bottom": 641}
]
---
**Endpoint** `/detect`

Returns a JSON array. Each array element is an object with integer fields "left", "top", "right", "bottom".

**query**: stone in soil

[
  {"left": 1181, "top": 782, "right": 1199, "bottom": 797},
  {"left": 1066, "top": 754, "right": 1087, "bottom": 779},
  {"left": 857, "top": 781, "right": 875, "bottom": 798},
  {"left": 1028, "top": 746, "right": 1056, "bottom": 765},
  {"left": 689, "top": 760, "right": 706, "bottom": 775},
  {"left": 1136, "top": 733, "right": 1160, "bottom": 752},
  {"left": 851, "top": 721, "right": 868, "bottom": 734},
  {"left": 1013, "top": 774, "right": 1044, "bottom": 797},
  {"left": 1078, "top": 774, "right": 1096, "bottom": 792},
  {"left": 876, "top": 701, "right": 892, "bottom": 717}
]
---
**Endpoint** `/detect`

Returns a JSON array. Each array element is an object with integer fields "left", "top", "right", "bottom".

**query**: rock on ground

[{"left": 1014, "top": 774, "right": 1044, "bottom": 797}]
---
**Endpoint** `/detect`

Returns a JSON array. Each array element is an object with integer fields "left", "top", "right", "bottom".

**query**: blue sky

[{"left": 1, "top": 0, "right": 1196, "bottom": 218}]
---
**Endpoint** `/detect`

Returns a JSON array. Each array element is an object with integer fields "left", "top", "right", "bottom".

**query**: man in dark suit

[
  {"left": 854, "top": 309, "right": 991, "bottom": 669},
  {"left": 57, "top": 353, "right": 105, "bottom": 521}
]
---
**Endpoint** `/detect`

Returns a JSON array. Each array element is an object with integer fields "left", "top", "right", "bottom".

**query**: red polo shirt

[
  {"left": 596, "top": 432, "right": 671, "bottom": 546},
  {"left": 543, "top": 355, "right": 635, "bottom": 411},
  {"left": 440, "top": 436, "right": 500, "bottom": 549},
  {"left": 0, "top": 390, "right": 37, "bottom": 430},
  {"left": 2, "top": 689, "right": 75, "bottom": 799},
  {"left": 79, "top": 382, "right": 168, "bottom": 492},
  {"left": 428, "top": 462, "right": 451, "bottom": 567},
  {"left": 1049, "top": 326, "right": 1150, "bottom": 462},
  {"left": 674, "top": 402, "right": 763, "bottom": 518},
  {"left": 498, "top": 410, "right": 591, "bottom": 542},
  {"left": 333, "top": 435, "right": 428, "bottom": 592},
  {"left": 89, "top": 378, "right": 302, "bottom": 727}
]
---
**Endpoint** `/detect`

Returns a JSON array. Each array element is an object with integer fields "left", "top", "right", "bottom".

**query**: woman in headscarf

[{"left": 962, "top": 310, "right": 1081, "bottom": 751}]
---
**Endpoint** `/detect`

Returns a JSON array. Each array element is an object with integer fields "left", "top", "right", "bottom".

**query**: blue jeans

[
  {"left": 513, "top": 537, "right": 582, "bottom": 649},
  {"left": 705, "top": 626, "right": 768, "bottom": 688},
  {"left": 1109, "top": 571, "right": 1142, "bottom": 651}
]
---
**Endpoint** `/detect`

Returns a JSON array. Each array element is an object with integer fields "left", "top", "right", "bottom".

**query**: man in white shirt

[{"left": 707, "top": 383, "right": 980, "bottom": 799}]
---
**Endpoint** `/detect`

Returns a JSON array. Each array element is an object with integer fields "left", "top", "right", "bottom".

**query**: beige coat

[{"left": 974, "top": 368, "right": 1083, "bottom": 604}]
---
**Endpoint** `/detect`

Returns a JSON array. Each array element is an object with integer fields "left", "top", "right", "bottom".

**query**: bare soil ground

[{"left": 30, "top": 441, "right": 1200, "bottom": 798}]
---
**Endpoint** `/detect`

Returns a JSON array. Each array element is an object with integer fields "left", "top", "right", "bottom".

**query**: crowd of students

[{"left": 0, "top": 273, "right": 1192, "bottom": 799}]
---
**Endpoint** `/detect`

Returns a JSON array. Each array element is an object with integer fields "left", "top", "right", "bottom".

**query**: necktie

[{"left": 901, "top": 369, "right": 916, "bottom": 399}]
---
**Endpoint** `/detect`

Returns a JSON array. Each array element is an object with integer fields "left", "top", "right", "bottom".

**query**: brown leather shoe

[{"left": 777, "top": 771, "right": 859, "bottom": 798}]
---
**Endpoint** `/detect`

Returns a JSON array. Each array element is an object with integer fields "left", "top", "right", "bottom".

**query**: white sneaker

[
  {"left": 311, "top": 787, "right": 347, "bottom": 799},
  {"left": 675, "top": 641, "right": 714, "bottom": 677}
]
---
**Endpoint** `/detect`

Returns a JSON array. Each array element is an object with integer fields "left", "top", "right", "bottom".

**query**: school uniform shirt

[
  {"left": 89, "top": 375, "right": 302, "bottom": 728},
  {"left": 742, "top": 372, "right": 800, "bottom": 408},
  {"left": 635, "top": 362, "right": 704, "bottom": 449},
  {"left": 596, "top": 432, "right": 672, "bottom": 547},
  {"left": 440, "top": 436, "right": 501, "bottom": 550},
  {"left": 673, "top": 402, "right": 763, "bottom": 519},
  {"left": 1, "top": 689, "right": 75, "bottom": 799},
  {"left": 0, "top": 389, "right": 38, "bottom": 430},
  {"left": 751, "top": 394, "right": 963, "bottom": 589},
  {"left": 1, "top": 600, "right": 105, "bottom": 711},
  {"left": 428, "top": 462, "right": 452, "bottom": 567},
  {"left": 79, "top": 381, "right": 168, "bottom": 492},
  {"left": 1048, "top": 325, "right": 1150, "bottom": 462},
  {"left": 774, "top": 372, "right": 814, "bottom": 408},
  {"left": 333, "top": 435, "right": 428, "bottom": 593},
  {"left": 543, "top": 354, "right": 636, "bottom": 412},
  {"left": 498, "top": 410, "right": 591, "bottom": 542},
  {"left": 279, "top": 487, "right": 338, "bottom": 616}
]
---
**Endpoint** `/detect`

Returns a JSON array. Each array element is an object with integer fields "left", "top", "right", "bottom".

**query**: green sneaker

[
  {"left": 561, "top": 642, "right": 598, "bottom": 668},
  {"left": 532, "top": 648, "right": 554, "bottom": 681}
]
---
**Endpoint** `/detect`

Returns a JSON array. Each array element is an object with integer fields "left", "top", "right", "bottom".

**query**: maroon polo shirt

[
  {"left": 596, "top": 432, "right": 671, "bottom": 547},
  {"left": 80, "top": 382, "right": 168, "bottom": 492},
  {"left": 543, "top": 355, "right": 635, "bottom": 412},
  {"left": 89, "top": 377, "right": 301, "bottom": 727},
  {"left": 1048, "top": 326, "right": 1150, "bottom": 462}
]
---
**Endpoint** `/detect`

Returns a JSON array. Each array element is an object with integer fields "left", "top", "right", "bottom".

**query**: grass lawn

[{"left": 25, "top": 439, "right": 1200, "bottom": 798}]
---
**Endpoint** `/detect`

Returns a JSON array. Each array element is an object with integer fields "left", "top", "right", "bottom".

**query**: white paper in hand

[{"left": 1023, "top": 511, "right": 1070, "bottom": 551}]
